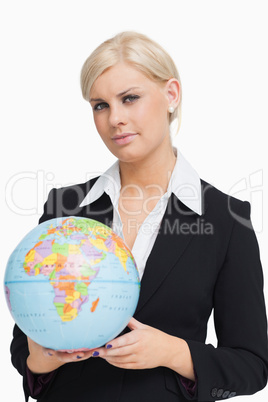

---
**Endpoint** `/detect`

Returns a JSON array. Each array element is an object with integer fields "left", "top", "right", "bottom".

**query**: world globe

[{"left": 4, "top": 216, "right": 140, "bottom": 351}]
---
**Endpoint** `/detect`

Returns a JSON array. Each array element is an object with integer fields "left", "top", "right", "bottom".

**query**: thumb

[{"left": 127, "top": 317, "right": 144, "bottom": 331}]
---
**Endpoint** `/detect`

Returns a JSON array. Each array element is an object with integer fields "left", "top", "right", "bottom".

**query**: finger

[
  {"left": 105, "top": 356, "right": 144, "bottom": 370},
  {"left": 104, "top": 331, "right": 139, "bottom": 351},
  {"left": 44, "top": 348, "right": 93, "bottom": 363},
  {"left": 105, "top": 353, "right": 137, "bottom": 365},
  {"left": 100, "top": 343, "right": 138, "bottom": 359},
  {"left": 43, "top": 348, "right": 56, "bottom": 358},
  {"left": 46, "top": 349, "right": 85, "bottom": 361},
  {"left": 127, "top": 317, "right": 144, "bottom": 331}
]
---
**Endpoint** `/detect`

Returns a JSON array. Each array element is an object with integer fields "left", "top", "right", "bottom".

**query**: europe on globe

[{"left": 4, "top": 216, "right": 140, "bottom": 351}]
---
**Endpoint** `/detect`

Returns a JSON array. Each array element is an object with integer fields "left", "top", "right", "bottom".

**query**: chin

[
  {"left": 115, "top": 152, "right": 140, "bottom": 163},
  {"left": 106, "top": 144, "right": 141, "bottom": 163}
]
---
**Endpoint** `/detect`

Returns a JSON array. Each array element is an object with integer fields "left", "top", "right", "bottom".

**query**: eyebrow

[{"left": 89, "top": 87, "right": 141, "bottom": 102}]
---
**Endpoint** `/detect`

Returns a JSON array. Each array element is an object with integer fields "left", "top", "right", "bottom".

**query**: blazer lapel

[{"left": 135, "top": 192, "right": 208, "bottom": 316}]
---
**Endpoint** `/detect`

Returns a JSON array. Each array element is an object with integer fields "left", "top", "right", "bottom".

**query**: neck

[{"left": 119, "top": 145, "right": 176, "bottom": 196}]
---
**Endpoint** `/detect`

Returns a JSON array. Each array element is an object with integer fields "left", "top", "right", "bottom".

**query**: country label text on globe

[{"left": 4, "top": 217, "right": 140, "bottom": 350}]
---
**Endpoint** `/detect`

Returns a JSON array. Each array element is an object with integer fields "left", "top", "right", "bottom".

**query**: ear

[{"left": 165, "top": 78, "right": 181, "bottom": 109}]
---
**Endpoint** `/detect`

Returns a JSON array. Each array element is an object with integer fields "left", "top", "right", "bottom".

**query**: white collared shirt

[{"left": 80, "top": 148, "right": 202, "bottom": 280}]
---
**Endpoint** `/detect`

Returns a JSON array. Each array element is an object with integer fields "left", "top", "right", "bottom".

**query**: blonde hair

[{"left": 80, "top": 31, "right": 182, "bottom": 132}]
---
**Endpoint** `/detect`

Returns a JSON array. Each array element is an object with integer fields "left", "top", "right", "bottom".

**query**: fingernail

[
  {"left": 106, "top": 344, "right": 112, "bottom": 349},
  {"left": 92, "top": 351, "right": 99, "bottom": 357}
]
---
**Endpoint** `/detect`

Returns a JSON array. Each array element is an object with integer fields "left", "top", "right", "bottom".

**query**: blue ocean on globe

[{"left": 4, "top": 216, "right": 140, "bottom": 351}]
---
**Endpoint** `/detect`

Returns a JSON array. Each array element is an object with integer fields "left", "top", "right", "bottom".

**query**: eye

[
  {"left": 93, "top": 102, "right": 109, "bottom": 111},
  {"left": 123, "top": 95, "right": 140, "bottom": 103}
]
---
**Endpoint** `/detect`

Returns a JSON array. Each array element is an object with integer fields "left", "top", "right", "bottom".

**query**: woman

[{"left": 11, "top": 31, "right": 268, "bottom": 402}]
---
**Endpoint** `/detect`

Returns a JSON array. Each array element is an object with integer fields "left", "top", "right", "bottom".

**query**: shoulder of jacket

[
  {"left": 50, "top": 176, "right": 100, "bottom": 198},
  {"left": 201, "top": 178, "right": 251, "bottom": 221},
  {"left": 40, "top": 177, "right": 101, "bottom": 222}
]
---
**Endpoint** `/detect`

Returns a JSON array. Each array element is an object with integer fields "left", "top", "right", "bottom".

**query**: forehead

[{"left": 90, "top": 62, "right": 159, "bottom": 98}]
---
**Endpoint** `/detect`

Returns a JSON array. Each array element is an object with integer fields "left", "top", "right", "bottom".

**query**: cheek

[
  {"left": 133, "top": 104, "right": 149, "bottom": 127},
  {"left": 137, "top": 97, "right": 167, "bottom": 130},
  {"left": 135, "top": 98, "right": 159, "bottom": 123},
  {"left": 93, "top": 114, "right": 107, "bottom": 136}
]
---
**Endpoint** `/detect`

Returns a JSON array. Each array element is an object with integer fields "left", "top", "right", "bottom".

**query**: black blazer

[{"left": 10, "top": 177, "right": 268, "bottom": 402}]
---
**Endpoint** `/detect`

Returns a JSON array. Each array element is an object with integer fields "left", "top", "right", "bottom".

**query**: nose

[{"left": 108, "top": 104, "right": 127, "bottom": 127}]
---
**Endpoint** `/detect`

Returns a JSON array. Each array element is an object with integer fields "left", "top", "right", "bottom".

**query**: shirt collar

[
  {"left": 79, "top": 147, "right": 202, "bottom": 216},
  {"left": 80, "top": 160, "right": 121, "bottom": 208}
]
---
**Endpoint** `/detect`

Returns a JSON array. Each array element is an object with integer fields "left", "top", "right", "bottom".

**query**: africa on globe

[{"left": 4, "top": 217, "right": 140, "bottom": 351}]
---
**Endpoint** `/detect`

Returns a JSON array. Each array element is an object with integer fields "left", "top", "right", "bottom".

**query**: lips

[
  {"left": 112, "top": 133, "right": 137, "bottom": 140},
  {"left": 112, "top": 133, "right": 138, "bottom": 145}
]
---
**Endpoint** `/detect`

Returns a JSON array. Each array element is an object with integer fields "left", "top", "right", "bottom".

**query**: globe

[{"left": 4, "top": 216, "right": 140, "bottom": 351}]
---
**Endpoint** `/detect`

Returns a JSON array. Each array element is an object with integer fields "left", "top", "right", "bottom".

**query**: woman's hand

[
  {"left": 90, "top": 317, "right": 195, "bottom": 380},
  {"left": 91, "top": 317, "right": 171, "bottom": 370},
  {"left": 26, "top": 337, "right": 96, "bottom": 375}
]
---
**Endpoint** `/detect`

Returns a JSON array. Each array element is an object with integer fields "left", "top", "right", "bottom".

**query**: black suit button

[
  {"left": 222, "top": 391, "right": 230, "bottom": 398},
  {"left": 228, "top": 392, "right": 237, "bottom": 398},
  {"left": 211, "top": 388, "right": 218, "bottom": 397},
  {"left": 217, "top": 389, "right": 224, "bottom": 397}
]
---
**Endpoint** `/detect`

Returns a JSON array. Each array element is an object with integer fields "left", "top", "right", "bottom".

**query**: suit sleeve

[{"left": 177, "top": 201, "right": 268, "bottom": 401}]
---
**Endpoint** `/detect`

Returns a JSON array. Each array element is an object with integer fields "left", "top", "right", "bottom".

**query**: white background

[{"left": 0, "top": 1, "right": 267, "bottom": 401}]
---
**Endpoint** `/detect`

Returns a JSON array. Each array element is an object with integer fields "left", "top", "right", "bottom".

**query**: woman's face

[{"left": 89, "top": 62, "right": 173, "bottom": 164}]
